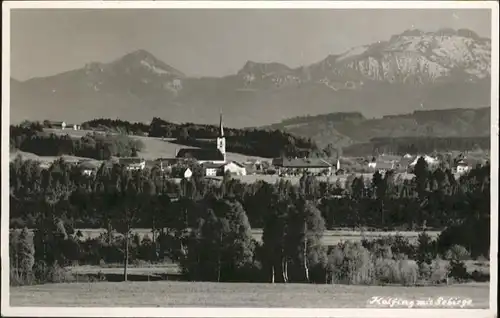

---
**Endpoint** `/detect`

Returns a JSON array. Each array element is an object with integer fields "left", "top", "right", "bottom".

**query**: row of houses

[
  {"left": 367, "top": 153, "right": 486, "bottom": 175},
  {"left": 46, "top": 121, "right": 82, "bottom": 131},
  {"left": 271, "top": 157, "right": 342, "bottom": 176}
]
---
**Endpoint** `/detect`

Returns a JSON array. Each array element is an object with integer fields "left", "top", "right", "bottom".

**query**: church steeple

[
  {"left": 219, "top": 110, "right": 224, "bottom": 137},
  {"left": 217, "top": 110, "right": 226, "bottom": 162}
]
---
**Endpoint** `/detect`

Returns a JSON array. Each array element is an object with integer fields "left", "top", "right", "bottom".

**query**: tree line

[
  {"left": 10, "top": 123, "right": 144, "bottom": 160},
  {"left": 9, "top": 155, "right": 490, "bottom": 285},
  {"left": 80, "top": 117, "right": 320, "bottom": 158}
]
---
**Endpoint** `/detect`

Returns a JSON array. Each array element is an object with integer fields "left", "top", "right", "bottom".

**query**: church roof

[{"left": 176, "top": 148, "right": 225, "bottom": 161}]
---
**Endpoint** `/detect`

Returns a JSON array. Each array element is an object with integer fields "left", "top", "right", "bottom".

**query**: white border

[{"left": 1, "top": 1, "right": 498, "bottom": 317}]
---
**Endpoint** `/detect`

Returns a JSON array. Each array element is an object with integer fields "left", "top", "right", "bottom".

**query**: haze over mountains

[{"left": 11, "top": 28, "right": 491, "bottom": 129}]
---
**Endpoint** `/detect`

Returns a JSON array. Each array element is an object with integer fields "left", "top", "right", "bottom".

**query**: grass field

[
  {"left": 43, "top": 128, "right": 269, "bottom": 163},
  {"left": 74, "top": 228, "right": 441, "bottom": 245},
  {"left": 10, "top": 281, "right": 489, "bottom": 307}
]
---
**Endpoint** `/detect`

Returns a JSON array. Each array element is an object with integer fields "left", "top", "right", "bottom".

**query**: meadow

[
  {"left": 74, "top": 228, "right": 441, "bottom": 245},
  {"left": 10, "top": 281, "right": 489, "bottom": 308},
  {"left": 42, "top": 128, "right": 268, "bottom": 163}
]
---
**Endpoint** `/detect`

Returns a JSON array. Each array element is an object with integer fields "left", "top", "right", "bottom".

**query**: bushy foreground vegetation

[
  {"left": 10, "top": 121, "right": 144, "bottom": 160},
  {"left": 9, "top": 154, "right": 490, "bottom": 286}
]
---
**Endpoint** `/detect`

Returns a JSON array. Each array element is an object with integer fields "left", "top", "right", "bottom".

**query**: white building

[
  {"left": 203, "top": 161, "right": 247, "bottom": 177},
  {"left": 409, "top": 155, "right": 439, "bottom": 167},
  {"left": 183, "top": 168, "right": 193, "bottom": 179},
  {"left": 119, "top": 158, "right": 146, "bottom": 171},
  {"left": 455, "top": 160, "right": 471, "bottom": 175}
]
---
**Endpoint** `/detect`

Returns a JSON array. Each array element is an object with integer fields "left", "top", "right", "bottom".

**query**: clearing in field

[{"left": 10, "top": 281, "right": 489, "bottom": 308}]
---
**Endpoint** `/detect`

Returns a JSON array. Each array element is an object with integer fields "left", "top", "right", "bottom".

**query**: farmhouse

[
  {"left": 176, "top": 113, "right": 226, "bottom": 165},
  {"left": 374, "top": 161, "right": 395, "bottom": 173},
  {"left": 409, "top": 155, "right": 439, "bottom": 167},
  {"left": 119, "top": 157, "right": 146, "bottom": 171},
  {"left": 273, "top": 157, "right": 333, "bottom": 176},
  {"left": 78, "top": 160, "right": 99, "bottom": 176},
  {"left": 454, "top": 159, "right": 471, "bottom": 175},
  {"left": 47, "top": 121, "right": 67, "bottom": 130},
  {"left": 202, "top": 161, "right": 247, "bottom": 177},
  {"left": 66, "top": 123, "right": 81, "bottom": 130}
]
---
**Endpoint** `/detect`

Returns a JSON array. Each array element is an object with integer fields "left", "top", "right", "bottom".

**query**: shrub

[
  {"left": 443, "top": 245, "right": 470, "bottom": 282},
  {"left": 398, "top": 259, "right": 418, "bottom": 286},
  {"left": 429, "top": 257, "right": 449, "bottom": 284},
  {"left": 374, "top": 257, "right": 399, "bottom": 284},
  {"left": 47, "top": 263, "right": 76, "bottom": 283},
  {"left": 373, "top": 257, "right": 418, "bottom": 286},
  {"left": 444, "top": 245, "right": 470, "bottom": 261},
  {"left": 448, "top": 260, "right": 469, "bottom": 281},
  {"left": 476, "top": 254, "right": 489, "bottom": 262},
  {"left": 327, "top": 241, "right": 375, "bottom": 285}
]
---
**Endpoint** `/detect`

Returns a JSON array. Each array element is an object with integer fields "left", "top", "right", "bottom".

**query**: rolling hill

[
  {"left": 263, "top": 107, "right": 491, "bottom": 148},
  {"left": 11, "top": 28, "right": 491, "bottom": 128}
]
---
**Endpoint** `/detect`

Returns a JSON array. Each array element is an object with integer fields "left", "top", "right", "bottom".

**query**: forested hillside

[{"left": 265, "top": 107, "right": 491, "bottom": 150}]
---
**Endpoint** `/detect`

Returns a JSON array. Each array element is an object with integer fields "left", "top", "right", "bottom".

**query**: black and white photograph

[{"left": 1, "top": 1, "right": 498, "bottom": 317}]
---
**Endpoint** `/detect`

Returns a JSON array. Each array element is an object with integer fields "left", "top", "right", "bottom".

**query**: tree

[
  {"left": 182, "top": 198, "right": 255, "bottom": 282},
  {"left": 18, "top": 227, "right": 35, "bottom": 283},
  {"left": 414, "top": 157, "right": 429, "bottom": 198},
  {"left": 285, "top": 197, "right": 326, "bottom": 283},
  {"left": 110, "top": 169, "right": 141, "bottom": 282},
  {"left": 262, "top": 198, "right": 290, "bottom": 283}
]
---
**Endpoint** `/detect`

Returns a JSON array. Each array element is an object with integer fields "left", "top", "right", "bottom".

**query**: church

[{"left": 175, "top": 112, "right": 227, "bottom": 165}]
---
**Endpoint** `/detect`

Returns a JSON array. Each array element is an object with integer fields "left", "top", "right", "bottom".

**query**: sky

[{"left": 10, "top": 8, "right": 492, "bottom": 81}]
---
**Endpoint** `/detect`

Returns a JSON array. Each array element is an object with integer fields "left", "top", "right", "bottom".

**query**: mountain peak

[
  {"left": 113, "top": 49, "right": 186, "bottom": 78},
  {"left": 238, "top": 60, "right": 293, "bottom": 75}
]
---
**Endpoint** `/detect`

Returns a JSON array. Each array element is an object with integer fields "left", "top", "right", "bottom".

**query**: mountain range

[{"left": 11, "top": 28, "right": 491, "bottom": 129}]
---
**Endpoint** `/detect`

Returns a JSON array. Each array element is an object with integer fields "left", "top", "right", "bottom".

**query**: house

[
  {"left": 176, "top": 148, "right": 225, "bottom": 165},
  {"left": 176, "top": 112, "right": 227, "bottom": 165},
  {"left": 66, "top": 123, "right": 81, "bottom": 131},
  {"left": 203, "top": 162, "right": 221, "bottom": 177},
  {"left": 223, "top": 161, "right": 247, "bottom": 176},
  {"left": 183, "top": 168, "right": 193, "bottom": 179},
  {"left": 119, "top": 158, "right": 146, "bottom": 171},
  {"left": 374, "top": 161, "right": 395, "bottom": 173},
  {"left": 79, "top": 160, "right": 99, "bottom": 176},
  {"left": 47, "top": 121, "right": 66, "bottom": 130},
  {"left": 409, "top": 155, "right": 439, "bottom": 167},
  {"left": 38, "top": 162, "right": 51, "bottom": 170},
  {"left": 273, "top": 157, "right": 333, "bottom": 176},
  {"left": 455, "top": 160, "right": 471, "bottom": 175},
  {"left": 202, "top": 161, "right": 247, "bottom": 177}
]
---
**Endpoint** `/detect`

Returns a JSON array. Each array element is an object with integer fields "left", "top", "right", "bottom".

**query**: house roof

[
  {"left": 203, "top": 162, "right": 224, "bottom": 169},
  {"left": 274, "top": 158, "right": 332, "bottom": 168},
  {"left": 410, "top": 155, "right": 438, "bottom": 166},
  {"left": 48, "top": 121, "right": 65, "bottom": 125},
  {"left": 226, "top": 161, "right": 245, "bottom": 168},
  {"left": 176, "top": 148, "right": 225, "bottom": 161}
]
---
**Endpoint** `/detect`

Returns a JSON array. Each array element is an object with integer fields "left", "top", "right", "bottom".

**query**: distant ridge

[
  {"left": 11, "top": 28, "right": 491, "bottom": 128},
  {"left": 262, "top": 107, "right": 491, "bottom": 148}
]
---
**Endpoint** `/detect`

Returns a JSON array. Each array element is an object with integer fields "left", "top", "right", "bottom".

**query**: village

[{"left": 33, "top": 116, "right": 488, "bottom": 183}]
